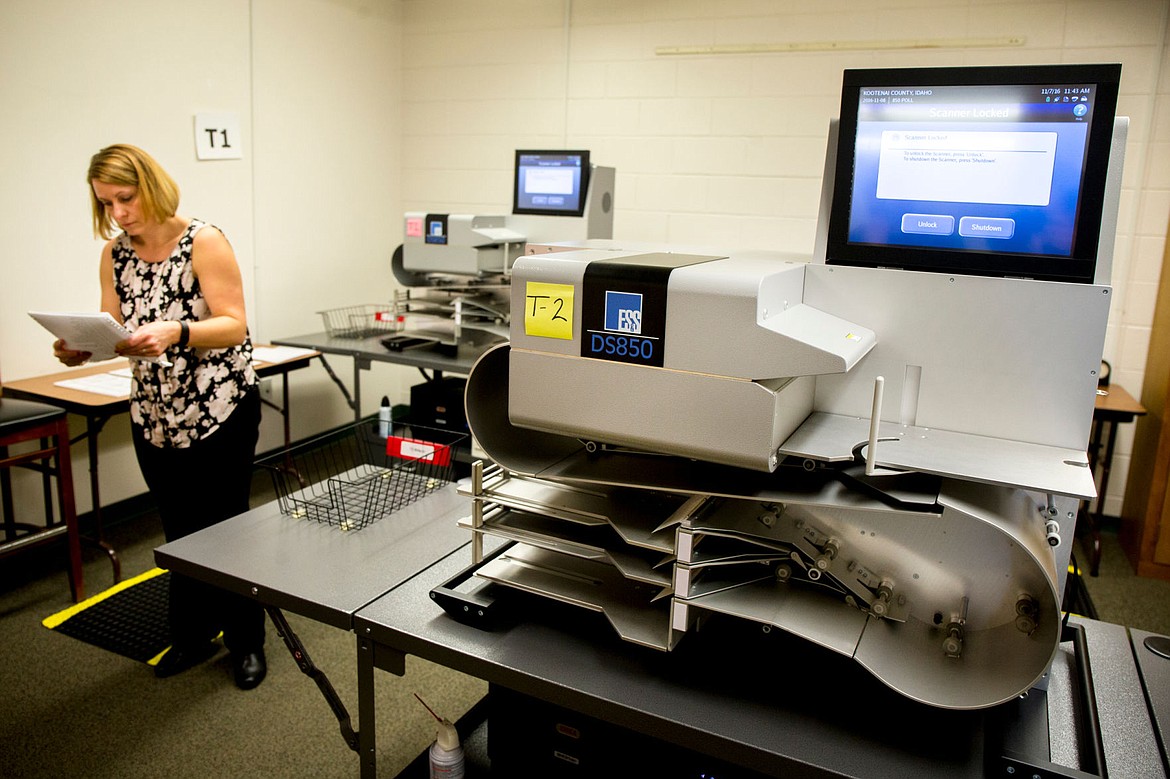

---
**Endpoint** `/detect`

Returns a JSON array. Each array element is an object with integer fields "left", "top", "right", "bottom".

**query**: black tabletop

[
  {"left": 273, "top": 332, "right": 494, "bottom": 375},
  {"left": 155, "top": 485, "right": 471, "bottom": 630}
]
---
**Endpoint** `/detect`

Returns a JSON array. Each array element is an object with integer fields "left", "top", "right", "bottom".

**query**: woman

[{"left": 54, "top": 144, "right": 266, "bottom": 689}]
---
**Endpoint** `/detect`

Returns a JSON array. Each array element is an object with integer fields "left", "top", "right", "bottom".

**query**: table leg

[
  {"left": 281, "top": 370, "right": 292, "bottom": 451},
  {"left": 1077, "top": 419, "right": 1104, "bottom": 577},
  {"left": 313, "top": 354, "right": 357, "bottom": 417},
  {"left": 274, "top": 371, "right": 306, "bottom": 484},
  {"left": 85, "top": 415, "right": 102, "bottom": 537},
  {"left": 357, "top": 638, "right": 408, "bottom": 778},
  {"left": 1090, "top": 419, "right": 1122, "bottom": 577},
  {"left": 55, "top": 418, "right": 85, "bottom": 602},
  {"left": 84, "top": 414, "right": 121, "bottom": 583},
  {"left": 39, "top": 436, "right": 54, "bottom": 526},
  {"left": 1, "top": 445, "right": 13, "bottom": 540},
  {"left": 266, "top": 605, "right": 359, "bottom": 756},
  {"left": 257, "top": 370, "right": 294, "bottom": 451},
  {"left": 358, "top": 636, "right": 378, "bottom": 779},
  {"left": 352, "top": 357, "right": 371, "bottom": 424}
]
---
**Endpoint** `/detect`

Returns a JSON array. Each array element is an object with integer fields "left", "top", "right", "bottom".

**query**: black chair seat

[
  {"left": 0, "top": 397, "right": 67, "bottom": 428},
  {"left": 0, "top": 397, "right": 66, "bottom": 428}
]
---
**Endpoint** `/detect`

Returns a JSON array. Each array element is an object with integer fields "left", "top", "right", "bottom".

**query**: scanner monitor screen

[
  {"left": 513, "top": 150, "right": 591, "bottom": 217},
  {"left": 826, "top": 64, "right": 1121, "bottom": 282}
]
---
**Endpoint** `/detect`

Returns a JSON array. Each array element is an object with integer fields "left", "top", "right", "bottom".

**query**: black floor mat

[{"left": 43, "top": 568, "right": 172, "bottom": 665}]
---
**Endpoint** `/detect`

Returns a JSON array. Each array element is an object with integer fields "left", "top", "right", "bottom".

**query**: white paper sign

[{"left": 194, "top": 112, "right": 243, "bottom": 160}]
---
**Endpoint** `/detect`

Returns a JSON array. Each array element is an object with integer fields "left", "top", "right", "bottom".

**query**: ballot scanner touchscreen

[
  {"left": 512, "top": 150, "right": 591, "bottom": 217},
  {"left": 826, "top": 64, "right": 1121, "bottom": 282}
]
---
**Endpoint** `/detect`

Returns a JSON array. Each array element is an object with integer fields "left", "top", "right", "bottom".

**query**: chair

[{"left": 0, "top": 396, "right": 84, "bottom": 602}]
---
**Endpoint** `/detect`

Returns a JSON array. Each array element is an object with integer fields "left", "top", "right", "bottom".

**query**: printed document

[{"left": 29, "top": 311, "right": 169, "bottom": 365}]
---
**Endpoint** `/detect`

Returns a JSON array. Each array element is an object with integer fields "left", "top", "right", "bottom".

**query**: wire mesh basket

[
  {"left": 318, "top": 304, "right": 399, "bottom": 338},
  {"left": 259, "top": 420, "right": 465, "bottom": 531}
]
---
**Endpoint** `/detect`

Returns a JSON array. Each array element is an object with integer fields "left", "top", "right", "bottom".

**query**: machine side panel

[
  {"left": 803, "top": 264, "right": 1108, "bottom": 450},
  {"left": 509, "top": 349, "right": 814, "bottom": 472}
]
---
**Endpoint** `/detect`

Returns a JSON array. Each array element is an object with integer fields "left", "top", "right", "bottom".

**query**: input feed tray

[{"left": 780, "top": 412, "right": 1097, "bottom": 500}]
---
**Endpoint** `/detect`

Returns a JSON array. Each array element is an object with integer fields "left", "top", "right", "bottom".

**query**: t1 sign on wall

[{"left": 194, "top": 113, "right": 243, "bottom": 160}]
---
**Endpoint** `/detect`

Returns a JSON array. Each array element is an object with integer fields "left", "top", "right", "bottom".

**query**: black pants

[{"left": 133, "top": 389, "right": 264, "bottom": 654}]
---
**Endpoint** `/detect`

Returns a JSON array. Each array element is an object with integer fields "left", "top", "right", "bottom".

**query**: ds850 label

[{"left": 588, "top": 333, "right": 655, "bottom": 361}]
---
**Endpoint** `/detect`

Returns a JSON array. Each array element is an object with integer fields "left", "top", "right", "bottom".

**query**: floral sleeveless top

[{"left": 113, "top": 219, "right": 256, "bottom": 448}]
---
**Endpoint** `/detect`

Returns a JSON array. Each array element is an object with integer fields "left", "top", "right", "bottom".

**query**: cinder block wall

[{"left": 401, "top": 0, "right": 1170, "bottom": 517}]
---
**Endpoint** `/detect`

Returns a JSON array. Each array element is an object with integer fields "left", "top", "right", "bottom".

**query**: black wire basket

[{"left": 259, "top": 420, "right": 465, "bottom": 531}]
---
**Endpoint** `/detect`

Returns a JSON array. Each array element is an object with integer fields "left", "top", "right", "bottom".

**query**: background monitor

[
  {"left": 513, "top": 150, "right": 591, "bottom": 217},
  {"left": 825, "top": 64, "right": 1121, "bottom": 283}
]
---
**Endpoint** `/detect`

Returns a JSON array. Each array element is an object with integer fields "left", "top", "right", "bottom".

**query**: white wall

[
  {"left": 1, "top": 0, "right": 256, "bottom": 377},
  {"left": 251, "top": 0, "right": 408, "bottom": 436},
  {"left": 0, "top": 0, "right": 405, "bottom": 512},
  {"left": 400, "top": 0, "right": 1170, "bottom": 518},
  {"left": 2, "top": 0, "right": 1167, "bottom": 519}
]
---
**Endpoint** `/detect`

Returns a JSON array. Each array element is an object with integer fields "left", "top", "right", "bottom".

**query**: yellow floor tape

[
  {"left": 42, "top": 567, "right": 169, "bottom": 630},
  {"left": 43, "top": 567, "right": 172, "bottom": 665}
]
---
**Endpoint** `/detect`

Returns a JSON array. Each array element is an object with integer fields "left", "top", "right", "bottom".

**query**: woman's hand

[
  {"left": 53, "top": 338, "right": 91, "bottom": 367},
  {"left": 116, "top": 320, "right": 180, "bottom": 359}
]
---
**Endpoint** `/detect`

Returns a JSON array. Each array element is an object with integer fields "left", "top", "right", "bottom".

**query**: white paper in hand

[{"left": 29, "top": 311, "right": 170, "bottom": 365}]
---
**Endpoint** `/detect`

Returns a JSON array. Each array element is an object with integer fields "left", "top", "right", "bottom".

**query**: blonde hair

[{"left": 87, "top": 144, "right": 180, "bottom": 239}]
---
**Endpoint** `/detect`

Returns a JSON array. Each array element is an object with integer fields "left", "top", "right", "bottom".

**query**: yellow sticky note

[{"left": 524, "top": 282, "right": 574, "bottom": 340}]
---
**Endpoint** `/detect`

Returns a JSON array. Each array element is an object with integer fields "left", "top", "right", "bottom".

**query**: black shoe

[
  {"left": 155, "top": 640, "right": 219, "bottom": 679},
  {"left": 232, "top": 649, "right": 267, "bottom": 690}
]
